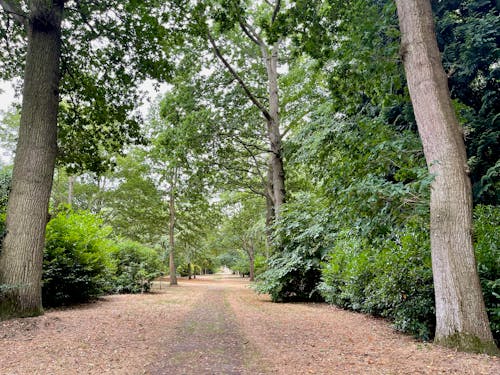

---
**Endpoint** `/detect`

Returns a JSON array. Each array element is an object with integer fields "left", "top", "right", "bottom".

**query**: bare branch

[
  {"left": 0, "top": 0, "right": 28, "bottom": 28},
  {"left": 207, "top": 29, "right": 272, "bottom": 122}
]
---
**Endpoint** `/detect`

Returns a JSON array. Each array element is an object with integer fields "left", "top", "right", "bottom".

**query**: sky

[{"left": 0, "top": 80, "right": 18, "bottom": 112}]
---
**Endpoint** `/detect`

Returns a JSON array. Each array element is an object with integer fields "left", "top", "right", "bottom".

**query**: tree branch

[
  {"left": 238, "top": 140, "right": 269, "bottom": 191},
  {"left": 207, "top": 29, "right": 272, "bottom": 122},
  {"left": 271, "top": 0, "right": 281, "bottom": 25},
  {"left": 0, "top": 0, "right": 28, "bottom": 28},
  {"left": 238, "top": 19, "right": 263, "bottom": 47}
]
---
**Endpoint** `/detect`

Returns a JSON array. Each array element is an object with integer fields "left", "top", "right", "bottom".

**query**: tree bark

[
  {"left": 0, "top": 0, "right": 63, "bottom": 319},
  {"left": 395, "top": 0, "right": 497, "bottom": 355},
  {"left": 262, "top": 42, "right": 286, "bottom": 215},
  {"left": 168, "top": 169, "right": 178, "bottom": 286}
]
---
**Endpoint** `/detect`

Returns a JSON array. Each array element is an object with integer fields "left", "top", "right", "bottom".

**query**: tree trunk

[
  {"left": 248, "top": 251, "right": 255, "bottom": 282},
  {"left": 263, "top": 43, "right": 286, "bottom": 215},
  {"left": 0, "top": 1, "right": 64, "bottom": 320},
  {"left": 67, "top": 175, "right": 74, "bottom": 207},
  {"left": 265, "top": 160, "right": 275, "bottom": 251},
  {"left": 395, "top": 0, "right": 497, "bottom": 355},
  {"left": 168, "top": 170, "right": 178, "bottom": 286},
  {"left": 188, "top": 262, "right": 192, "bottom": 280}
]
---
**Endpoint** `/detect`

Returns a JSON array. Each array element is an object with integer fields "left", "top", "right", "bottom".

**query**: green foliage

[
  {"left": 474, "top": 205, "right": 500, "bottom": 344},
  {"left": 42, "top": 209, "right": 115, "bottom": 307},
  {"left": 255, "top": 193, "right": 328, "bottom": 302},
  {"left": 109, "top": 240, "right": 163, "bottom": 294},
  {"left": 320, "top": 219, "right": 435, "bottom": 340},
  {"left": 232, "top": 257, "right": 250, "bottom": 276},
  {"left": 254, "top": 254, "right": 267, "bottom": 276},
  {"left": 433, "top": 1, "right": 500, "bottom": 205},
  {"left": 1, "top": 1, "right": 178, "bottom": 175}
]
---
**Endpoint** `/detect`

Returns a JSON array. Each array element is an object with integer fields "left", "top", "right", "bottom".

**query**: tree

[
  {"left": 149, "top": 80, "right": 216, "bottom": 285},
  {"left": 197, "top": 0, "right": 287, "bottom": 218},
  {"left": 0, "top": 0, "right": 173, "bottom": 319},
  {"left": 395, "top": 0, "right": 498, "bottom": 354},
  {"left": 218, "top": 193, "right": 267, "bottom": 281},
  {"left": 0, "top": 0, "right": 64, "bottom": 319}
]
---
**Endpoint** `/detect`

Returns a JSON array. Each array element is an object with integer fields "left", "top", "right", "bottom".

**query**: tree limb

[
  {"left": 238, "top": 19, "right": 263, "bottom": 47},
  {"left": 271, "top": 0, "right": 281, "bottom": 25},
  {"left": 207, "top": 29, "right": 272, "bottom": 122},
  {"left": 0, "top": 0, "right": 28, "bottom": 28}
]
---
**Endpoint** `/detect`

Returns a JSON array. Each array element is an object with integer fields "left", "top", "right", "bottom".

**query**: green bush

[
  {"left": 320, "top": 220, "right": 435, "bottom": 340},
  {"left": 474, "top": 205, "right": 500, "bottom": 344},
  {"left": 110, "top": 240, "right": 163, "bottom": 293},
  {"left": 320, "top": 207, "right": 500, "bottom": 342},
  {"left": 255, "top": 194, "right": 328, "bottom": 302},
  {"left": 43, "top": 209, "right": 115, "bottom": 307}
]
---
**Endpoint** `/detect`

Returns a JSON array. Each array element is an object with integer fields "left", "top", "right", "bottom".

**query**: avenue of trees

[{"left": 0, "top": 0, "right": 498, "bottom": 355}]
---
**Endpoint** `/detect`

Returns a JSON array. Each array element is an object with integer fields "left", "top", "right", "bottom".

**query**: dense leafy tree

[{"left": 0, "top": 0, "right": 177, "bottom": 318}]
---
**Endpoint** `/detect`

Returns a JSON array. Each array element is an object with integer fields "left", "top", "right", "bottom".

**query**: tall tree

[
  {"left": 395, "top": 0, "right": 498, "bottom": 354},
  {"left": 149, "top": 79, "right": 215, "bottom": 285},
  {"left": 0, "top": 0, "right": 173, "bottom": 319},
  {"left": 200, "top": 0, "right": 287, "bottom": 218},
  {"left": 0, "top": 0, "right": 64, "bottom": 319}
]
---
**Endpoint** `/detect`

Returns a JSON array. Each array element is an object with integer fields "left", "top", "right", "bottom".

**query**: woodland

[{"left": 0, "top": 0, "right": 499, "bottom": 360}]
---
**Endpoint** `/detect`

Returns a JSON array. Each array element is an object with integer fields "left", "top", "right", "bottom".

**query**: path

[
  {"left": 149, "top": 283, "right": 261, "bottom": 374},
  {"left": 0, "top": 275, "right": 499, "bottom": 374}
]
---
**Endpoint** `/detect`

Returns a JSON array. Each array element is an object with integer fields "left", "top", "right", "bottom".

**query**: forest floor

[{"left": 0, "top": 274, "right": 499, "bottom": 375}]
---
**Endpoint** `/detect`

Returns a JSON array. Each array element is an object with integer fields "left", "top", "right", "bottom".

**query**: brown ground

[{"left": 0, "top": 274, "right": 498, "bottom": 374}]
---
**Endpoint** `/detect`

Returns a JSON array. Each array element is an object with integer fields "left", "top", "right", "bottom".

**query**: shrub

[
  {"left": 43, "top": 209, "right": 115, "bottom": 307},
  {"left": 474, "top": 205, "right": 500, "bottom": 344},
  {"left": 255, "top": 194, "right": 328, "bottom": 302},
  {"left": 110, "top": 240, "right": 163, "bottom": 293},
  {"left": 254, "top": 254, "right": 267, "bottom": 276},
  {"left": 320, "top": 219, "right": 435, "bottom": 340}
]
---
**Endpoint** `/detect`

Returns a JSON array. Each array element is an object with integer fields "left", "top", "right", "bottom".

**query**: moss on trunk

[{"left": 435, "top": 332, "right": 499, "bottom": 356}]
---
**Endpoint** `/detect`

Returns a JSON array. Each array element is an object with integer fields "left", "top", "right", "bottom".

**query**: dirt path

[
  {"left": 1, "top": 274, "right": 499, "bottom": 374},
  {"left": 149, "top": 284, "right": 262, "bottom": 374}
]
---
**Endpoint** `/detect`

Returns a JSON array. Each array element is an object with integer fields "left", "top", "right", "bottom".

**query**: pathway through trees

[{"left": 0, "top": 275, "right": 498, "bottom": 374}]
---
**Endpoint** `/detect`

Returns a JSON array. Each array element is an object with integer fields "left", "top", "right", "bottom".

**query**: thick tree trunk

[
  {"left": 395, "top": 0, "right": 497, "bottom": 355},
  {"left": 263, "top": 43, "right": 286, "bottom": 215},
  {"left": 0, "top": 1, "right": 63, "bottom": 320}
]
